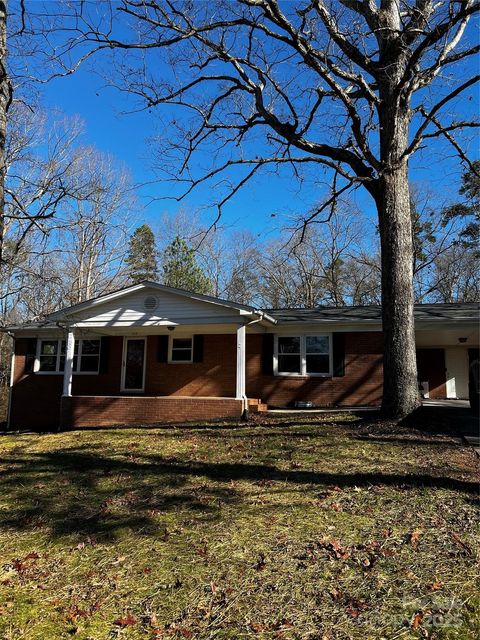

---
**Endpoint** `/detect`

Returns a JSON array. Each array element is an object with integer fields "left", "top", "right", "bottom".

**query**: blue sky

[
  {"left": 42, "top": 67, "right": 311, "bottom": 239},
  {"left": 36, "top": 6, "right": 479, "bottom": 241}
]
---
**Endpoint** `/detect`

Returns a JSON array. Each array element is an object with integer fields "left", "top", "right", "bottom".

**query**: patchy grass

[{"left": 0, "top": 412, "right": 478, "bottom": 639}]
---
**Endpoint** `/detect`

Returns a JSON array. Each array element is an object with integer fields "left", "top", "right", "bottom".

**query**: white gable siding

[{"left": 68, "top": 288, "right": 242, "bottom": 328}]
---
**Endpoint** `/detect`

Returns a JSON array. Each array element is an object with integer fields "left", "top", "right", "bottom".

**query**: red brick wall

[
  {"left": 10, "top": 337, "right": 124, "bottom": 430},
  {"left": 246, "top": 332, "right": 384, "bottom": 407},
  {"left": 60, "top": 396, "right": 243, "bottom": 428},
  {"left": 145, "top": 334, "right": 237, "bottom": 397},
  {"left": 10, "top": 331, "right": 385, "bottom": 429},
  {"left": 10, "top": 335, "right": 238, "bottom": 429}
]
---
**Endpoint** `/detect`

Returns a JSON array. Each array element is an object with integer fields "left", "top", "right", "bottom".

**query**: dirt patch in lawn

[{"left": 0, "top": 413, "right": 478, "bottom": 639}]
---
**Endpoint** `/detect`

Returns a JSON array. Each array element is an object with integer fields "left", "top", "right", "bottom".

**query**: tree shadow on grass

[{"left": 0, "top": 445, "right": 477, "bottom": 542}]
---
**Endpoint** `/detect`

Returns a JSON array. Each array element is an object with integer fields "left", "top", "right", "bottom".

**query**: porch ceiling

[{"left": 415, "top": 327, "right": 479, "bottom": 347}]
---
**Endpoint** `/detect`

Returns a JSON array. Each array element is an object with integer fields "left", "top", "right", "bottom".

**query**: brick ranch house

[{"left": 4, "top": 282, "right": 479, "bottom": 430}]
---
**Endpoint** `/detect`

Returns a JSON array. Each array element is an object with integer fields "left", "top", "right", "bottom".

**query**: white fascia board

[
  {"left": 269, "top": 321, "right": 383, "bottom": 333},
  {"left": 415, "top": 319, "right": 479, "bottom": 329}
]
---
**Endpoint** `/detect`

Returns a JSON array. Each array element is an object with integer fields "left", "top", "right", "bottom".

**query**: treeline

[
  {"left": 127, "top": 170, "right": 479, "bottom": 309},
  {"left": 2, "top": 103, "right": 477, "bottom": 336},
  {"left": 1, "top": 103, "right": 478, "bottom": 326},
  {"left": 0, "top": 104, "right": 477, "bottom": 391}
]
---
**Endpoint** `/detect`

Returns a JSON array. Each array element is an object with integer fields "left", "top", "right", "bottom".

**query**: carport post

[
  {"left": 236, "top": 323, "right": 246, "bottom": 401},
  {"left": 62, "top": 329, "right": 75, "bottom": 397}
]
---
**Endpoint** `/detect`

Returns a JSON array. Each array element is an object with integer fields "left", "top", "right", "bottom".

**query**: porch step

[{"left": 249, "top": 402, "right": 268, "bottom": 413}]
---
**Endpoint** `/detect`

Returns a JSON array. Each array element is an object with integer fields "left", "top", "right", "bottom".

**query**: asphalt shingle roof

[{"left": 266, "top": 303, "right": 480, "bottom": 324}]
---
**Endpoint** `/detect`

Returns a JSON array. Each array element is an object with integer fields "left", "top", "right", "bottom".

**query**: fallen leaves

[
  {"left": 409, "top": 529, "right": 422, "bottom": 551},
  {"left": 326, "top": 539, "right": 351, "bottom": 561},
  {"left": 65, "top": 604, "right": 89, "bottom": 623},
  {"left": 248, "top": 619, "right": 294, "bottom": 634},
  {"left": 0, "top": 419, "right": 478, "bottom": 640},
  {"left": 451, "top": 531, "right": 474, "bottom": 556},
  {"left": 429, "top": 580, "right": 443, "bottom": 592},
  {"left": 10, "top": 551, "right": 40, "bottom": 574},
  {"left": 410, "top": 610, "right": 424, "bottom": 630},
  {"left": 114, "top": 612, "right": 137, "bottom": 627}
]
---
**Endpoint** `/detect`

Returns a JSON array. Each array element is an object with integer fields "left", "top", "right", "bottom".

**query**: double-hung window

[
  {"left": 169, "top": 337, "right": 193, "bottom": 363},
  {"left": 37, "top": 339, "right": 100, "bottom": 374},
  {"left": 275, "top": 335, "right": 331, "bottom": 376},
  {"left": 38, "top": 340, "right": 62, "bottom": 372},
  {"left": 77, "top": 340, "right": 101, "bottom": 372}
]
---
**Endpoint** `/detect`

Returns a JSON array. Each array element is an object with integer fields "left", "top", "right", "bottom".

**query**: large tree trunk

[
  {"left": 0, "top": 0, "right": 9, "bottom": 268},
  {"left": 377, "top": 90, "right": 420, "bottom": 417},
  {"left": 377, "top": 161, "right": 420, "bottom": 417}
]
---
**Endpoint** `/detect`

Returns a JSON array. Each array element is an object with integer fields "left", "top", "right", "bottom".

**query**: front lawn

[{"left": 0, "top": 413, "right": 478, "bottom": 639}]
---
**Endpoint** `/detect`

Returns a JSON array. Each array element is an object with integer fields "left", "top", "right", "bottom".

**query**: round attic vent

[{"left": 144, "top": 295, "right": 158, "bottom": 311}]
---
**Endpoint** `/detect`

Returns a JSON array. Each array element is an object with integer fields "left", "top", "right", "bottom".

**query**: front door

[
  {"left": 416, "top": 348, "right": 446, "bottom": 399},
  {"left": 122, "top": 338, "right": 146, "bottom": 392}
]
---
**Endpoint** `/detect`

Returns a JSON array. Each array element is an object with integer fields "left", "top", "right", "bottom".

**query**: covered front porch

[
  {"left": 58, "top": 322, "right": 268, "bottom": 429},
  {"left": 8, "top": 282, "right": 277, "bottom": 430}
]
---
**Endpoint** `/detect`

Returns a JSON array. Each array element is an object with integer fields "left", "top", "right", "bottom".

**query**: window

[
  {"left": 78, "top": 340, "right": 101, "bottom": 372},
  {"left": 39, "top": 340, "right": 61, "bottom": 372},
  {"left": 305, "top": 336, "right": 330, "bottom": 374},
  {"left": 275, "top": 335, "right": 331, "bottom": 376},
  {"left": 277, "top": 336, "right": 301, "bottom": 374},
  {"left": 37, "top": 339, "right": 100, "bottom": 374},
  {"left": 170, "top": 337, "right": 193, "bottom": 362}
]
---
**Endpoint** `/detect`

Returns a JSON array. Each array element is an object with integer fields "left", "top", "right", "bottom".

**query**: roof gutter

[{"left": 249, "top": 309, "right": 277, "bottom": 325}]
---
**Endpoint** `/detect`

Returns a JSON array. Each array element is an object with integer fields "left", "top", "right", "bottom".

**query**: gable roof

[
  {"left": 45, "top": 281, "right": 274, "bottom": 320},
  {"left": 4, "top": 281, "right": 276, "bottom": 330}
]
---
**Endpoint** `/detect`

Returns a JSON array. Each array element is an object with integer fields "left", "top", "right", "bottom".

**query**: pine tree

[
  {"left": 126, "top": 224, "right": 158, "bottom": 283},
  {"left": 442, "top": 161, "right": 480, "bottom": 249},
  {"left": 162, "top": 236, "right": 211, "bottom": 294}
]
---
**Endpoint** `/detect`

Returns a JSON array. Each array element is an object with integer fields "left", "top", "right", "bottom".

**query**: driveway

[{"left": 423, "top": 399, "right": 479, "bottom": 454}]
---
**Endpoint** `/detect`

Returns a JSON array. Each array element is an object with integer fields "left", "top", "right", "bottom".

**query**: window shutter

[
  {"left": 25, "top": 338, "right": 37, "bottom": 373},
  {"left": 332, "top": 333, "right": 345, "bottom": 377},
  {"left": 193, "top": 335, "right": 204, "bottom": 362},
  {"left": 99, "top": 337, "right": 110, "bottom": 374},
  {"left": 157, "top": 335, "right": 169, "bottom": 362},
  {"left": 262, "top": 333, "right": 274, "bottom": 375}
]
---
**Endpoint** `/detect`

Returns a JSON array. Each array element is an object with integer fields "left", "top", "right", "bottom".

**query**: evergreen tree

[
  {"left": 126, "top": 224, "right": 158, "bottom": 283},
  {"left": 442, "top": 161, "right": 480, "bottom": 249},
  {"left": 162, "top": 236, "right": 211, "bottom": 294}
]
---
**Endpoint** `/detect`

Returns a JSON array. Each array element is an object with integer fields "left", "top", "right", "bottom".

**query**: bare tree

[
  {"left": 409, "top": 185, "right": 466, "bottom": 301},
  {"left": 222, "top": 231, "right": 263, "bottom": 304},
  {"left": 254, "top": 207, "right": 369, "bottom": 308},
  {"left": 431, "top": 245, "right": 480, "bottom": 303},
  {"left": 1, "top": 103, "right": 135, "bottom": 317},
  {"left": 0, "top": 0, "right": 11, "bottom": 268},
  {"left": 57, "top": 149, "right": 133, "bottom": 303},
  {"left": 4, "top": 103, "right": 86, "bottom": 265},
  {"left": 10, "top": 1, "right": 480, "bottom": 416},
  {"left": 345, "top": 254, "right": 382, "bottom": 305}
]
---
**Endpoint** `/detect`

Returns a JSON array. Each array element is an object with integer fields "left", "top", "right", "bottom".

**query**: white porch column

[
  {"left": 62, "top": 329, "right": 75, "bottom": 397},
  {"left": 236, "top": 323, "right": 246, "bottom": 400}
]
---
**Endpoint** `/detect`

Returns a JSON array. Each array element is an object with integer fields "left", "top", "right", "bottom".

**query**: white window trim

[
  {"left": 273, "top": 333, "right": 333, "bottom": 377},
  {"left": 168, "top": 335, "right": 193, "bottom": 364},
  {"left": 35, "top": 338, "right": 101, "bottom": 375}
]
